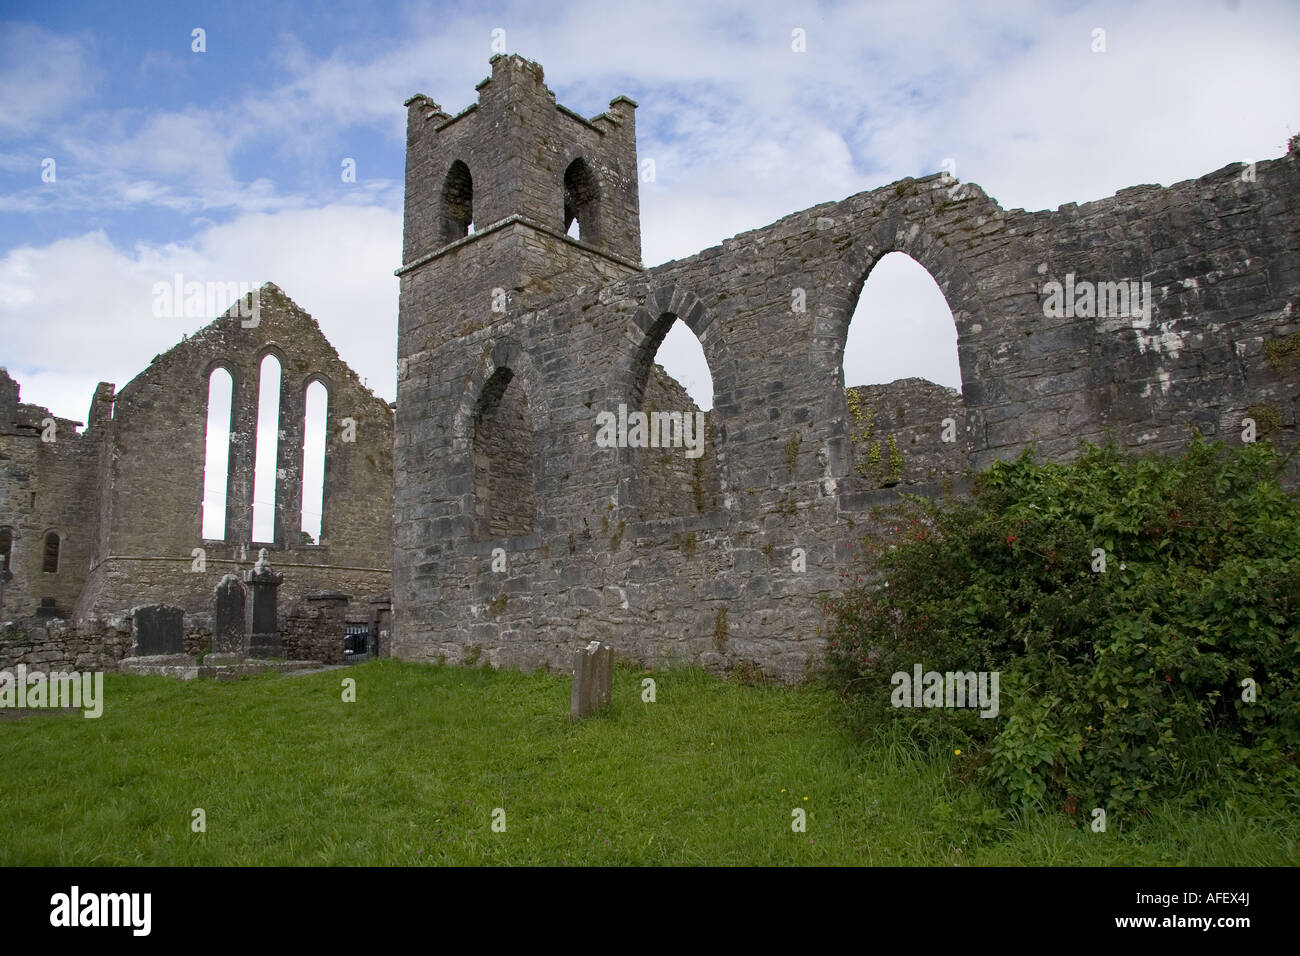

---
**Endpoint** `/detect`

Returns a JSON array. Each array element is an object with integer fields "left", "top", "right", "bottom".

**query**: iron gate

[{"left": 344, "top": 624, "right": 376, "bottom": 664}]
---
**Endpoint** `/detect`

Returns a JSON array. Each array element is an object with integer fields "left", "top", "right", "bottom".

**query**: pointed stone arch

[
  {"left": 562, "top": 156, "right": 603, "bottom": 245},
  {"left": 452, "top": 338, "right": 550, "bottom": 447},
  {"left": 612, "top": 282, "right": 735, "bottom": 516},
  {"left": 809, "top": 213, "right": 992, "bottom": 483},
  {"left": 454, "top": 339, "right": 548, "bottom": 540},
  {"left": 251, "top": 350, "right": 284, "bottom": 544},
  {"left": 441, "top": 159, "right": 474, "bottom": 243}
]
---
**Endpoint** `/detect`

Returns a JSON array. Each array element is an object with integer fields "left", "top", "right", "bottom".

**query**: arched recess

[
  {"left": 472, "top": 368, "right": 535, "bottom": 539},
  {"left": 41, "top": 531, "right": 60, "bottom": 573},
  {"left": 627, "top": 314, "right": 718, "bottom": 519},
  {"left": 441, "top": 160, "right": 474, "bottom": 243},
  {"left": 251, "top": 352, "right": 283, "bottom": 544},
  {"left": 563, "top": 157, "right": 601, "bottom": 245},
  {"left": 201, "top": 365, "right": 234, "bottom": 540},
  {"left": 0, "top": 526, "right": 13, "bottom": 573},
  {"left": 809, "top": 219, "right": 989, "bottom": 485},
  {"left": 613, "top": 283, "right": 736, "bottom": 518},
  {"left": 453, "top": 340, "right": 548, "bottom": 540},
  {"left": 300, "top": 378, "right": 329, "bottom": 545}
]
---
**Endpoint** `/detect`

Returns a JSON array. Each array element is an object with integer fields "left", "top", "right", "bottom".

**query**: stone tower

[
  {"left": 393, "top": 54, "right": 646, "bottom": 658},
  {"left": 397, "top": 54, "right": 642, "bottom": 356}
]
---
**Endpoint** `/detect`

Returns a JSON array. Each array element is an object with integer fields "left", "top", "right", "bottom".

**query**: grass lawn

[{"left": 1, "top": 659, "right": 1296, "bottom": 866}]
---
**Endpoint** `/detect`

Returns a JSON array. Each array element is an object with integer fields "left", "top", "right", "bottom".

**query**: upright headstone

[
  {"left": 244, "top": 549, "right": 284, "bottom": 658},
  {"left": 212, "top": 574, "right": 244, "bottom": 654},
  {"left": 570, "top": 640, "right": 613, "bottom": 719},
  {"left": 130, "top": 604, "right": 186, "bottom": 656}
]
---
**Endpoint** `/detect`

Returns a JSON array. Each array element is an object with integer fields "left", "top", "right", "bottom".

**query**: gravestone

[
  {"left": 130, "top": 604, "right": 185, "bottom": 656},
  {"left": 570, "top": 640, "right": 613, "bottom": 719},
  {"left": 212, "top": 574, "right": 244, "bottom": 654},
  {"left": 244, "top": 549, "right": 284, "bottom": 658}
]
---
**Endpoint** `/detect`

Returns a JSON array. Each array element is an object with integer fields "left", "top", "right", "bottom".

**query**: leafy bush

[{"left": 823, "top": 437, "right": 1300, "bottom": 818}]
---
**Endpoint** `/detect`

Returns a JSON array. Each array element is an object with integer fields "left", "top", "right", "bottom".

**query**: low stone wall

[
  {"left": 0, "top": 616, "right": 132, "bottom": 672},
  {"left": 281, "top": 594, "right": 350, "bottom": 665},
  {"left": 1, "top": 589, "right": 394, "bottom": 673},
  {"left": 184, "top": 614, "right": 213, "bottom": 658}
]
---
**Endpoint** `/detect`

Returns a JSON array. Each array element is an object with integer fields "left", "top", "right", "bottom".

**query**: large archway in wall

[
  {"left": 844, "top": 252, "right": 962, "bottom": 393},
  {"left": 835, "top": 248, "right": 972, "bottom": 489},
  {"left": 472, "top": 366, "right": 536, "bottom": 539},
  {"left": 627, "top": 312, "right": 719, "bottom": 520}
]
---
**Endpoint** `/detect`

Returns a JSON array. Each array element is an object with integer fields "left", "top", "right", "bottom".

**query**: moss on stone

[
  {"left": 1265, "top": 331, "right": 1300, "bottom": 381},
  {"left": 1247, "top": 403, "right": 1283, "bottom": 436},
  {"left": 729, "top": 659, "right": 765, "bottom": 686},
  {"left": 692, "top": 455, "right": 708, "bottom": 512},
  {"left": 887, "top": 434, "right": 903, "bottom": 484},
  {"left": 679, "top": 531, "right": 697, "bottom": 559}
]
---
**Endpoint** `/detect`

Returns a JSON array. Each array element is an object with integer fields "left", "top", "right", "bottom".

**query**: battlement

[{"left": 400, "top": 55, "right": 642, "bottom": 269}]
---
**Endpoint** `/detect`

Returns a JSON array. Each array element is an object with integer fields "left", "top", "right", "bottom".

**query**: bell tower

[
  {"left": 396, "top": 54, "right": 642, "bottom": 356},
  {"left": 392, "top": 56, "right": 646, "bottom": 634}
]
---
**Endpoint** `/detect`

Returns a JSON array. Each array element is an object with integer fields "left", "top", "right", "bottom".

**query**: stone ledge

[{"left": 118, "top": 658, "right": 325, "bottom": 681}]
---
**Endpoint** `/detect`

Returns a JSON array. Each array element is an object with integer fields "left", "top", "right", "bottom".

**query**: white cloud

[
  {"left": 0, "top": 205, "right": 401, "bottom": 422},
  {"left": 0, "top": 23, "right": 97, "bottom": 135}
]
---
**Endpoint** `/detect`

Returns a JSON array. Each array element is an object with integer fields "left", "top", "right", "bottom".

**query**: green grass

[{"left": 1, "top": 659, "right": 1296, "bottom": 865}]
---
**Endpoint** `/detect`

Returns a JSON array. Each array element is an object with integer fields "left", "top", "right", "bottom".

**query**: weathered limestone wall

[
  {"left": 0, "top": 616, "right": 132, "bottom": 673},
  {"left": 4, "top": 283, "right": 396, "bottom": 629},
  {"left": 635, "top": 365, "right": 717, "bottom": 518},
  {"left": 393, "top": 56, "right": 1300, "bottom": 683},
  {"left": 281, "top": 593, "right": 351, "bottom": 665},
  {"left": 69, "top": 283, "right": 395, "bottom": 620},
  {"left": 846, "top": 379, "right": 966, "bottom": 488},
  {"left": 473, "top": 368, "right": 536, "bottom": 538},
  {"left": 0, "top": 369, "right": 99, "bottom": 618}
]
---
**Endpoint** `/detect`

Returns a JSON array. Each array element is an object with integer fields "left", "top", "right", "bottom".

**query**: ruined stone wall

[
  {"left": 0, "top": 616, "right": 132, "bottom": 673},
  {"left": 0, "top": 597, "right": 364, "bottom": 672},
  {"left": 281, "top": 594, "right": 350, "bottom": 664},
  {"left": 0, "top": 369, "right": 100, "bottom": 618},
  {"left": 74, "top": 283, "right": 395, "bottom": 620},
  {"left": 394, "top": 58, "right": 1300, "bottom": 686},
  {"left": 846, "top": 379, "right": 966, "bottom": 488},
  {"left": 635, "top": 364, "right": 717, "bottom": 518}
]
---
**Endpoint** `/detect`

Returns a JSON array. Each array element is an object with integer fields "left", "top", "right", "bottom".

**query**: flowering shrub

[{"left": 823, "top": 437, "right": 1300, "bottom": 816}]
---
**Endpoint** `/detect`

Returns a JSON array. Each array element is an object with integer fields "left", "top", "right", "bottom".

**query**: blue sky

[{"left": 3, "top": 0, "right": 1299, "bottom": 433}]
